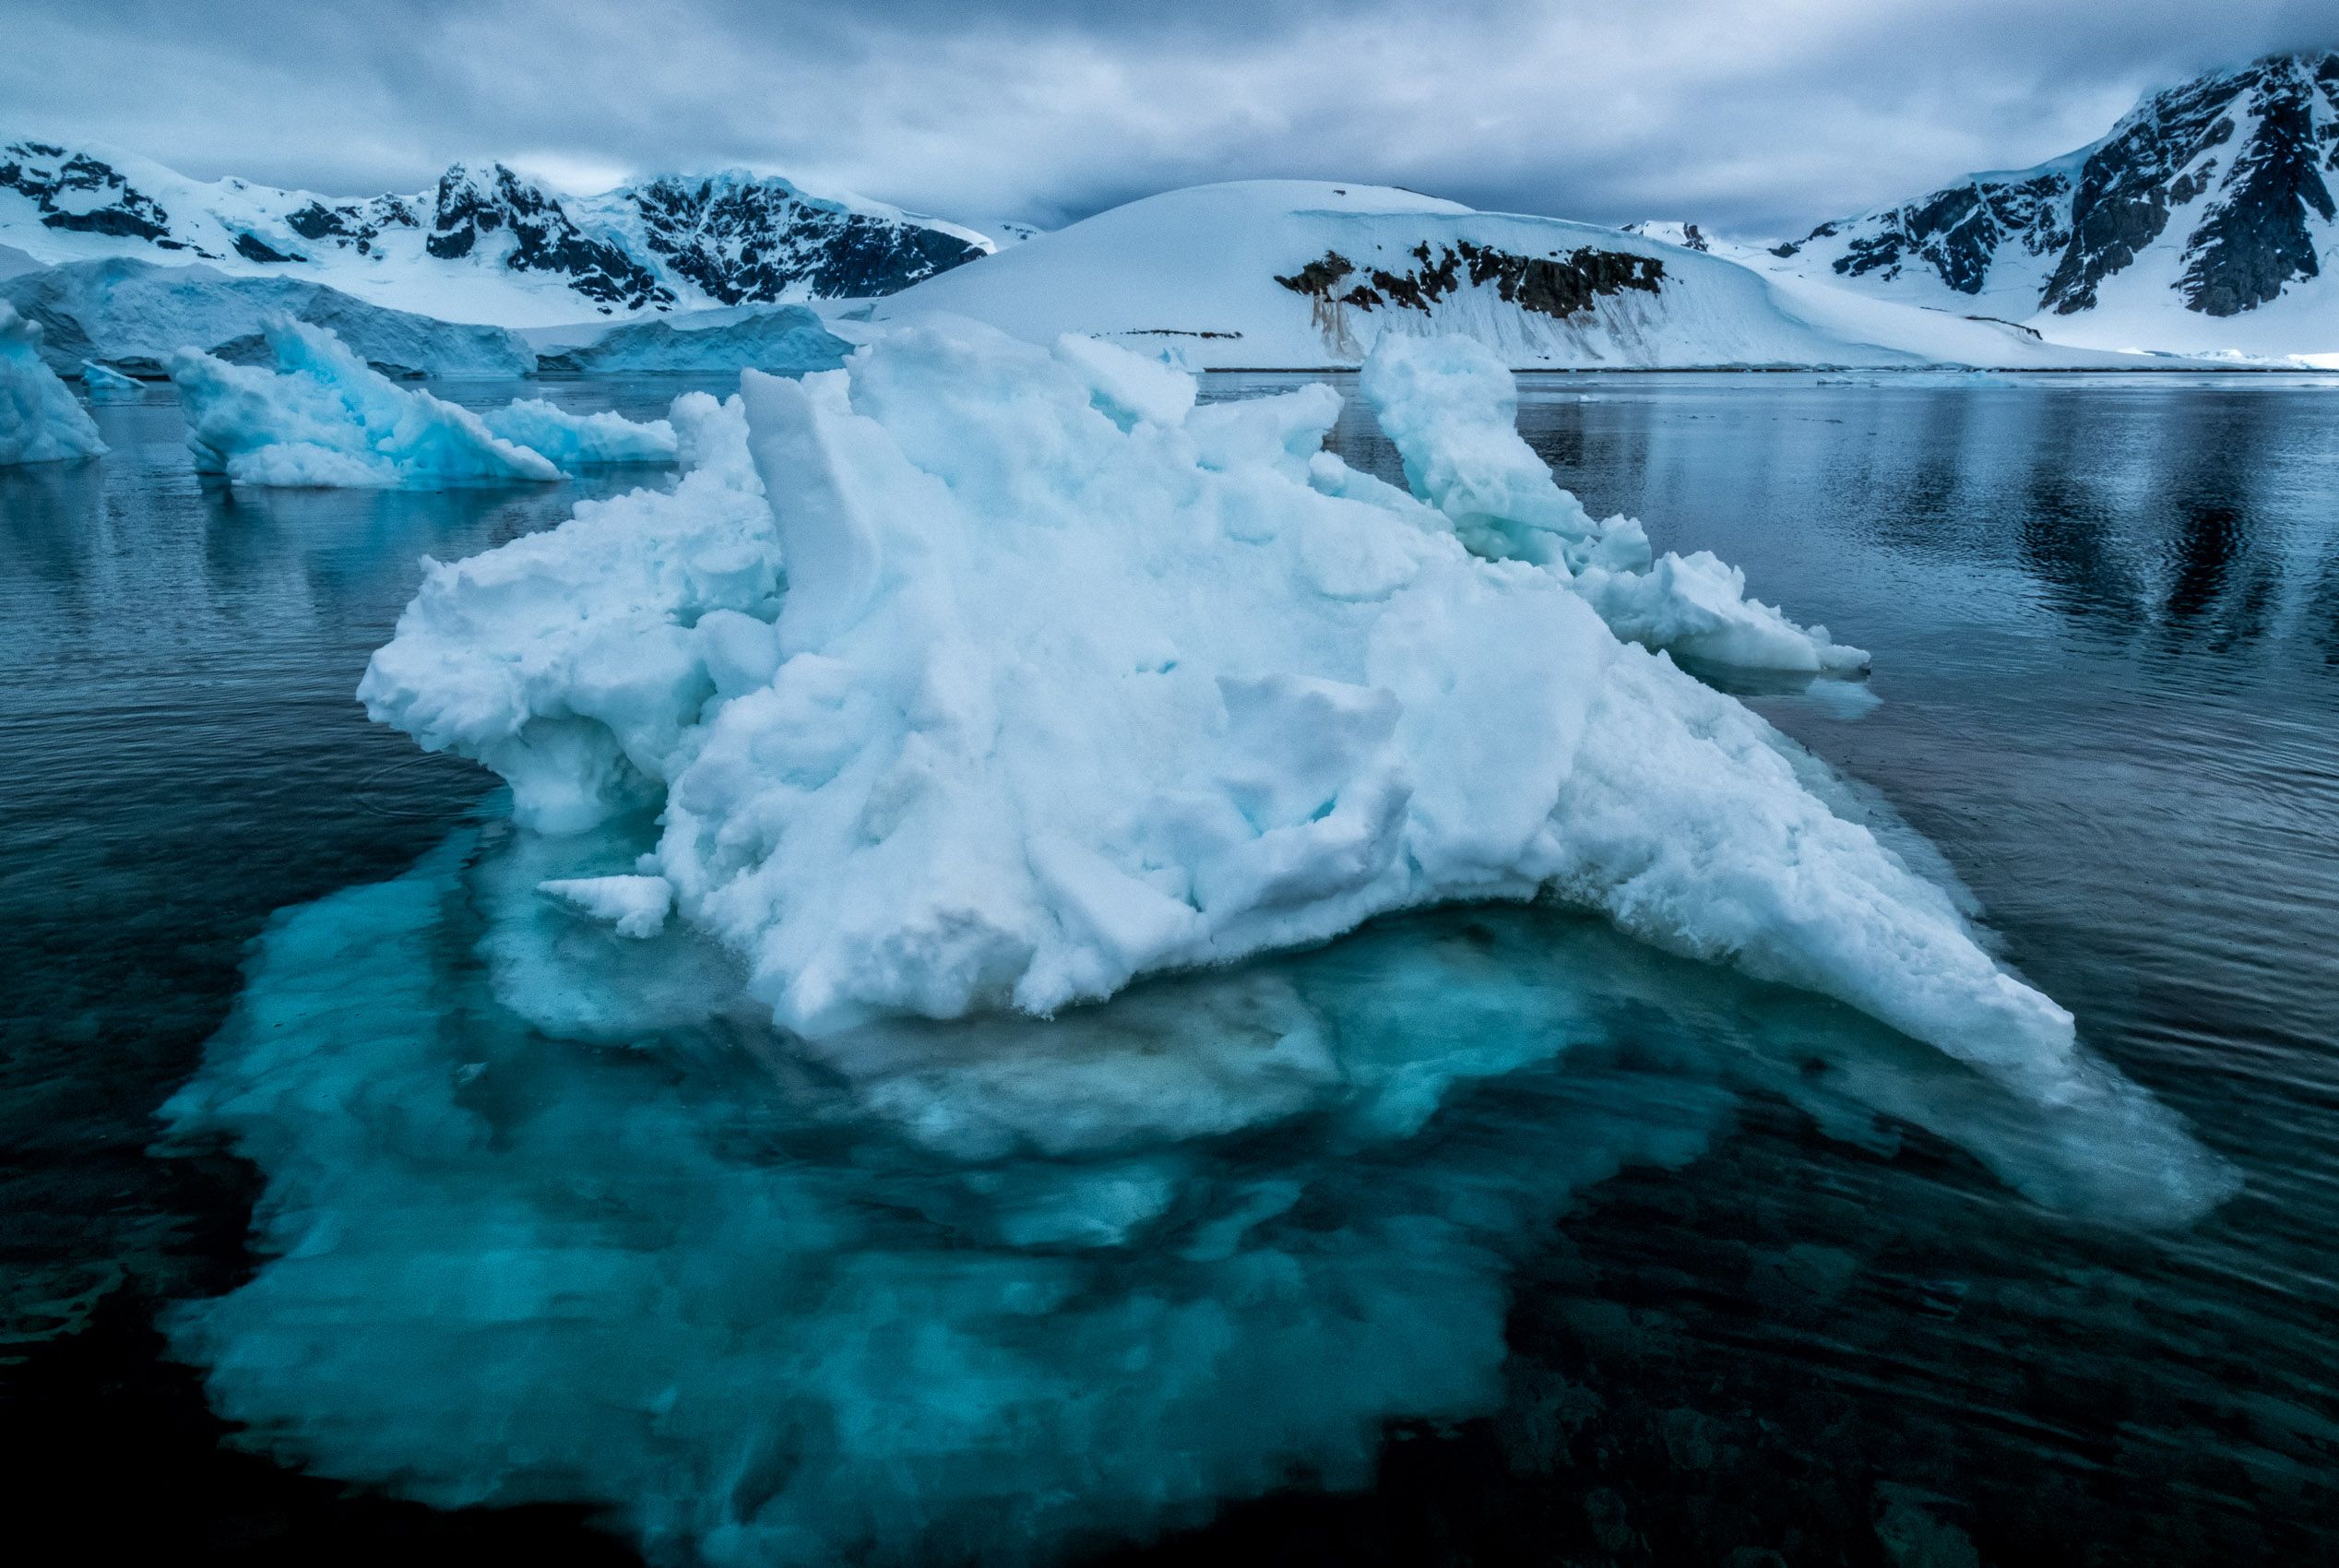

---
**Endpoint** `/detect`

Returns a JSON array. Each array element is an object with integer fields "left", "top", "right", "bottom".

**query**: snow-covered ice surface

[
  {"left": 362, "top": 319, "right": 2202, "bottom": 1151},
  {"left": 1, "top": 255, "right": 536, "bottom": 378},
  {"left": 0, "top": 302, "right": 104, "bottom": 463},
  {"left": 871, "top": 182, "right": 2158, "bottom": 370},
  {"left": 171, "top": 316, "right": 673, "bottom": 487}
]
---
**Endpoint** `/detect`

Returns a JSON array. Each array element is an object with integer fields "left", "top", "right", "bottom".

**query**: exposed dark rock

[
  {"left": 1276, "top": 241, "right": 1664, "bottom": 321},
  {"left": 2177, "top": 73, "right": 2334, "bottom": 315},
  {"left": 1832, "top": 174, "right": 2069, "bottom": 295},
  {"left": 282, "top": 196, "right": 420, "bottom": 257},
  {"left": 623, "top": 174, "right": 986, "bottom": 303},
  {"left": 230, "top": 231, "right": 301, "bottom": 265},
  {"left": 1, "top": 143, "right": 174, "bottom": 243},
  {"left": 425, "top": 163, "right": 672, "bottom": 312}
]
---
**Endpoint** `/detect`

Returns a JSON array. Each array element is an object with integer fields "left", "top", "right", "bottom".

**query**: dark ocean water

[{"left": 2, "top": 372, "right": 2334, "bottom": 1565}]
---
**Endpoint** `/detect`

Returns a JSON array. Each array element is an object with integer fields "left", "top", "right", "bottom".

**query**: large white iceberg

[
  {"left": 171, "top": 316, "right": 671, "bottom": 488},
  {"left": 364, "top": 319, "right": 2086, "bottom": 1103},
  {"left": 1, "top": 302, "right": 106, "bottom": 464}
]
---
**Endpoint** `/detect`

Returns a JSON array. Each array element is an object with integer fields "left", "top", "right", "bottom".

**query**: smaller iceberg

[
  {"left": 1358, "top": 335, "right": 1867, "bottom": 673},
  {"left": 1, "top": 303, "right": 106, "bottom": 464},
  {"left": 531, "top": 304, "right": 849, "bottom": 374},
  {"left": 79, "top": 360, "right": 144, "bottom": 403},
  {"left": 481, "top": 398, "right": 677, "bottom": 471},
  {"left": 170, "top": 315, "right": 674, "bottom": 489}
]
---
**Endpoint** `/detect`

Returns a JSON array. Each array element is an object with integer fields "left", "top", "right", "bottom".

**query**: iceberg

[
  {"left": 528, "top": 303, "right": 850, "bottom": 374},
  {"left": 365, "top": 318, "right": 2110, "bottom": 1110},
  {"left": 2, "top": 255, "right": 536, "bottom": 379},
  {"left": 1358, "top": 335, "right": 1866, "bottom": 672},
  {"left": 481, "top": 398, "right": 678, "bottom": 470},
  {"left": 1, "top": 303, "right": 105, "bottom": 464},
  {"left": 171, "top": 316, "right": 672, "bottom": 488},
  {"left": 78, "top": 359, "right": 144, "bottom": 402}
]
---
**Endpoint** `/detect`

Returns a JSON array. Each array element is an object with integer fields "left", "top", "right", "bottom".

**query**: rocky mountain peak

[{"left": 1773, "top": 51, "right": 2339, "bottom": 325}]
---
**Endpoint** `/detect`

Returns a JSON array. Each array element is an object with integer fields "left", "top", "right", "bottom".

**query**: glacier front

[{"left": 362, "top": 318, "right": 2155, "bottom": 1118}]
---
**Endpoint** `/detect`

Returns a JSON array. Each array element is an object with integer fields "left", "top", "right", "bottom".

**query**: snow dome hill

[{"left": 870, "top": 181, "right": 2150, "bottom": 369}]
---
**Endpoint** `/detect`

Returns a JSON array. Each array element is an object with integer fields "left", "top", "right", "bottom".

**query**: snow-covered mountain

[
  {"left": 869, "top": 181, "right": 2152, "bottom": 369},
  {"left": 1763, "top": 52, "right": 2339, "bottom": 358},
  {"left": 0, "top": 137, "right": 996, "bottom": 327}
]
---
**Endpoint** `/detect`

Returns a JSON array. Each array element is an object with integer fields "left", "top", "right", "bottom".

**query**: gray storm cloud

[{"left": 4, "top": 0, "right": 2335, "bottom": 236}]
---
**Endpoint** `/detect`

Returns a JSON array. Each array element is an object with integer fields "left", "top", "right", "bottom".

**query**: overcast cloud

[{"left": 4, "top": 0, "right": 2336, "bottom": 237}]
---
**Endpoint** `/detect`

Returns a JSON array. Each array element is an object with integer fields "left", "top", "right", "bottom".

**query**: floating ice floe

[
  {"left": 528, "top": 303, "right": 851, "bottom": 374},
  {"left": 170, "top": 315, "right": 673, "bottom": 488},
  {"left": 78, "top": 359, "right": 144, "bottom": 402},
  {"left": 481, "top": 398, "right": 677, "bottom": 471},
  {"left": 0, "top": 303, "right": 106, "bottom": 464},
  {"left": 365, "top": 318, "right": 2114, "bottom": 1115}
]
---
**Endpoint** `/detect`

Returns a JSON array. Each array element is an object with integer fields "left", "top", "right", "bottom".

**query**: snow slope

[{"left": 870, "top": 182, "right": 2150, "bottom": 369}]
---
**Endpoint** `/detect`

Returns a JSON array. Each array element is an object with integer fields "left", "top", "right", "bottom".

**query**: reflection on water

[{"left": 4, "top": 374, "right": 2338, "bottom": 1563}]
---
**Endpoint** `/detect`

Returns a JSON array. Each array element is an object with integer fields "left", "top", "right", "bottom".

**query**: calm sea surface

[{"left": 3, "top": 371, "right": 2334, "bottom": 1564}]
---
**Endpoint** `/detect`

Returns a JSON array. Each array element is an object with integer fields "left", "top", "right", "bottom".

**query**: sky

[{"left": 4, "top": 0, "right": 2336, "bottom": 236}]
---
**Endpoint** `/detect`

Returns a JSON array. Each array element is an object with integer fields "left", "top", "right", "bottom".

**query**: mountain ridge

[
  {"left": 0, "top": 136, "right": 997, "bottom": 326},
  {"left": 1759, "top": 51, "right": 2339, "bottom": 356}
]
